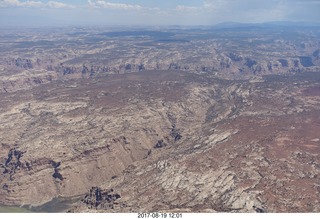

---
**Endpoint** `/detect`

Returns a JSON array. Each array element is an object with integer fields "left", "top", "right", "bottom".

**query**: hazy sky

[{"left": 1, "top": 0, "right": 320, "bottom": 26}]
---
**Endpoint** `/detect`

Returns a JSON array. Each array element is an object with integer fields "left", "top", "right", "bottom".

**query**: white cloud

[
  {"left": 203, "top": 0, "right": 224, "bottom": 10},
  {"left": 47, "top": 1, "right": 74, "bottom": 9},
  {"left": 0, "top": 0, "right": 43, "bottom": 7},
  {"left": 0, "top": 0, "right": 74, "bottom": 9},
  {"left": 175, "top": 0, "right": 226, "bottom": 13},
  {"left": 176, "top": 5, "right": 201, "bottom": 12},
  {"left": 88, "top": 0, "right": 142, "bottom": 10}
]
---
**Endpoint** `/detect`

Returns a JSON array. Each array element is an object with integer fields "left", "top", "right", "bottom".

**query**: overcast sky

[{"left": 1, "top": 0, "right": 320, "bottom": 26}]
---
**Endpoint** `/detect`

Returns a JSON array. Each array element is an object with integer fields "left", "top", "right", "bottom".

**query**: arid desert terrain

[{"left": 0, "top": 24, "right": 320, "bottom": 212}]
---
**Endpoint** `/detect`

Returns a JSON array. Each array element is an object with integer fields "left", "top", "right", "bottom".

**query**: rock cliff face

[
  {"left": 1, "top": 26, "right": 320, "bottom": 93},
  {"left": 0, "top": 71, "right": 217, "bottom": 206}
]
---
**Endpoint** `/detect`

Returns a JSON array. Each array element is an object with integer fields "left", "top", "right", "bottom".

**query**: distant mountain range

[{"left": 213, "top": 21, "right": 320, "bottom": 29}]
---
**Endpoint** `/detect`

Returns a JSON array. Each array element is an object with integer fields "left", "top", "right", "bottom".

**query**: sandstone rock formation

[{"left": 1, "top": 26, "right": 320, "bottom": 213}]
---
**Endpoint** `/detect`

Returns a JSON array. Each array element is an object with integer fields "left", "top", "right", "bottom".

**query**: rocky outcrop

[
  {"left": 170, "top": 125, "right": 182, "bottom": 142},
  {"left": 1, "top": 148, "right": 24, "bottom": 181},
  {"left": 154, "top": 140, "right": 167, "bottom": 149},
  {"left": 5, "top": 58, "right": 35, "bottom": 69},
  {"left": 0, "top": 73, "right": 57, "bottom": 93},
  {"left": 81, "top": 187, "right": 121, "bottom": 210}
]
